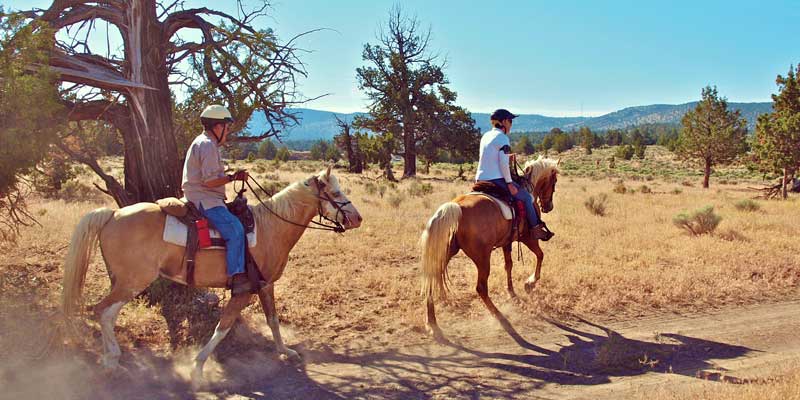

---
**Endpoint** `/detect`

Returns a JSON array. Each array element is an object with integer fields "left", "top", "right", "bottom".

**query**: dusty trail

[{"left": 5, "top": 300, "right": 800, "bottom": 399}]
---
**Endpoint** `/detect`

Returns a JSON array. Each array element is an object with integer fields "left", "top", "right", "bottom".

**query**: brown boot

[
  {"left": 530, "top": 223, "right": 555, "bottom": 241},
  {"left": 230, "top": 273, "right": 253, "bottom": 295}
]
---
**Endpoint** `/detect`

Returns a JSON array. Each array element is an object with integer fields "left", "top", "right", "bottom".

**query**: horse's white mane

[
  {"left": 523, "top": 155, "right": 559, "bottom": 183},
  {"left": 252, "top": 170, "right": 340, "bottom": 227}
]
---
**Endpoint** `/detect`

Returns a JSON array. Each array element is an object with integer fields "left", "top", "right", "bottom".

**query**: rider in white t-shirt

[{"left": 476, "top": 109, "right": 553, "bottom": 241}]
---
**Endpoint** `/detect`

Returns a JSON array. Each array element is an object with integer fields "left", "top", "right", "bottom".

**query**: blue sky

[{"left": 5, "top": 0, "right": 799, "bottom": 116}]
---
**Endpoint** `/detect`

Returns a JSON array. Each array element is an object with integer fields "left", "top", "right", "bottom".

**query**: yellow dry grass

[
  {"left": 1, "top": 154, "right": 799, "bottom": 356},
  {"left": 646, "top": 364, "right": 800, "bottom": 400}
]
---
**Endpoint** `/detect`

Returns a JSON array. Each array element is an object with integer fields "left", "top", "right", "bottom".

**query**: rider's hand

[
  {"left": 230, "top": 170, "right": 248, "bottom": 181},
  {"left": 507, "top": 183, "right": 518, "bottom": 196}
]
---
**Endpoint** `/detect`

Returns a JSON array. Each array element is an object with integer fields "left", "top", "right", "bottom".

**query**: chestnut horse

[
  {"left": 61, "top": 168, "right": 361, "bottom": 384},
  {"left": 420, "top": 156, "right": 559, "bottom": 339}
]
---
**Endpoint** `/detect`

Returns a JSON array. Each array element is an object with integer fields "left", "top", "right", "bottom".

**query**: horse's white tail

[
  {"left": 420, "top": 202, "right": 461, "bottom": 301},
  {"left": 62, "top": 208, "right": 115, "bottom": 315}
]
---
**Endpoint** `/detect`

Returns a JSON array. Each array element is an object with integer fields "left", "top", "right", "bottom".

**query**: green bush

[
  {"left": 407, "top": 181, "right": 433, "bottom": 197},
  {"left": 734, "top": 199, "right": 760, "bottom": 212},
  {"left": 612, "top": 180, "right": 627, "bottom": 194},
  {"left": 364, "top": 182, "right": 377, "bottom": 195},
  {"left": 584, "top": 194, "right": 608, "bottom": 216},
  {"left": 673, "top": 206, "right": 722, "bottom": 236},
  {"left": 387, "top": 192, "right": 404, "bottom": 208}
]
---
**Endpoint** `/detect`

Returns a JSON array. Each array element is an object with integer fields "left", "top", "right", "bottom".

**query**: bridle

[{"left": 243, "top": 175, "right": 349, "bottom": 233}]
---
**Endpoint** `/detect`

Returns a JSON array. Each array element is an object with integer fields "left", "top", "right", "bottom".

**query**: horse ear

[
  {"left": 556, "top": 158, "right": 562, "bottom": 167},
  {"left": 325, "top": 164, "right": 332, "bottom": 180}
]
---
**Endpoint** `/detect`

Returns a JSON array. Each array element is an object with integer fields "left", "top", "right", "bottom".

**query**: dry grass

[
  {"left": 647, "top": 364, "right": 800, "bottom": 400},
  {"left": 2, "top": 155, "right": 799, "bottom": 358}
]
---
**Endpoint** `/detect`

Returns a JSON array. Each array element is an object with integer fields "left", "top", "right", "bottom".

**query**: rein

[{"left": 244, "top": 176, "right": 347, "bottom": 233}]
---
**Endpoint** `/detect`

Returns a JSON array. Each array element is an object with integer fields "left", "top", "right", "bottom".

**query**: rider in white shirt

[{"left": 476, "top": 109, "right": 553, "bottom": 241}]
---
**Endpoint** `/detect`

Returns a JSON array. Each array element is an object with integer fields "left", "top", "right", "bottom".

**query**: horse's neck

[{"left": 254, "top": 187, "right": 319, "bottom": 257}]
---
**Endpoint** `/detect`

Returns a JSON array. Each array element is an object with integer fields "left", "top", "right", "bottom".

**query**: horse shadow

[{"left": 269, "top": 318, "right": 756, "bottom": 399}]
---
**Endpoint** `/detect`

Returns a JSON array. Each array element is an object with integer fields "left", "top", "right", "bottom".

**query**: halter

[{"left": 244, "top": 175, "right": 348, "bottom": 233}]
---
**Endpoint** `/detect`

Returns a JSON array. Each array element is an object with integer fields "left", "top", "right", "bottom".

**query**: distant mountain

[
  {"left": 247, "top": 102, "right": 772, "bottom": 141},
  {"left": 564, "top": 102, "right": 772, "bottom": 131}
]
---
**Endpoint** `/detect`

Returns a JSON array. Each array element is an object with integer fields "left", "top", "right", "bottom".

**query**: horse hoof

[
  {"left": 426, "top": 323, "right": 447, "bottom": 343},
  {"left": 101, "top": 355, "right": 120, "bottom": 370}
]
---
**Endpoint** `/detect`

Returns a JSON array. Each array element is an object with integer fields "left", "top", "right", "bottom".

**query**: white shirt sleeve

[{"left": 497, "top": 136, "right": 513, "bottom": 183}]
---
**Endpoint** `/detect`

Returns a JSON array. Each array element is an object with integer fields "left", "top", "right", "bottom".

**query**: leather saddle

[
  {"left": 156, "top": 195, "right": 262, "bottom": 291},
  {"left": 470, "top": 181, "right": 527, "bottom": 234}
]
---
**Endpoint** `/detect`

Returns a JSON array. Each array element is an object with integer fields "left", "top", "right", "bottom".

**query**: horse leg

[
  {"left": 92, "top": 287, "right": 131, "bottom": 369},
  {"left": 523, "top": 239, "right": 544, "bottom": 293},
  {"left": 502, "top": 245, "right": 516, "bottom": 298},
  {"left": 192, "top": 293, "right": 253, "bottom": 385},
  {"left": 472, "top": 252, "right": 504, "bottom": 319},
  {"left": 257, "top": 283, "right": 300, "bottom": 361}
]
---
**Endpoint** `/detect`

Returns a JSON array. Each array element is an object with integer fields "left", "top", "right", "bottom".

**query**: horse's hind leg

[
  {"left": 93, "top": 285, "right": 143, "bottom": 369},
  {"left": 471, "top": 252, "right": 504, "bottom": 319},
  {"left": 258, "top": 283, "right": 300, "bottom": 361},
  {"left": 425, "top": 241, "right": 459, "bottom": 341},
  {"left": 192, "top": 293, "right": 253, "bottom": 385},
  {"left": 502, "top": 245, "right": 516, "bottom": 298}
]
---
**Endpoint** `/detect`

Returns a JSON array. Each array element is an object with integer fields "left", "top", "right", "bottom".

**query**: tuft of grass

[
  {"left": 407, "top": 181, "right": 433, "bottom": 197},
  {"left": 613, "top": 180, "right": 627, "bottom": 194},
  {"left": 671, "top": 188, "right": 683, "bottom": 195},
  {"left": 364, "top": 182, "right": 377, "bottom": 196},
  {"left": 717, "top": 228, "right": 749, "bottom": 242},
  {"left": 673, "top": 205, "right": 722, "bottom": 236},
  {"left": 734, "top": 199, "right": 760, "bottom": 212},
  {"left": 639, "top": 185, "right": 652, "bottom": 194},
  {"left": 387, "top": 192, "right": 405, "bottom": 208},
  {"left": 584, "top": 194, "right": 608, "bottom": 216}
]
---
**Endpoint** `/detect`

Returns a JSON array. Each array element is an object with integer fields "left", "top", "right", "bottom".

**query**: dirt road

[{"left": 5, "top": 300, "right": 800, "bottom": 399}]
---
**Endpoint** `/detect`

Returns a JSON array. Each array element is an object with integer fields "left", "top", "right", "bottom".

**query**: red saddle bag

[{"left": 196, "top": 218, "right": 212, "bottom": 248}]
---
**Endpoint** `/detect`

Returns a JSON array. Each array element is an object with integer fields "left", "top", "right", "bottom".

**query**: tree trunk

[
  {"left": 782, "top": 167, "right": 789, "bottom": 199},
  {"left": 402, "top": 118, "right": 416, "bottom": 178},
  {"left": 703, "top": 159, "right": 711, "bottom": 189},
  {"left": 119, "top": 0, "right": 181, "bottom": 204}
]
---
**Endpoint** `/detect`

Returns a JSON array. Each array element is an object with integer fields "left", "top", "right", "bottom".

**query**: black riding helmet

[{"left": 490, "top": 108, "right": 519, "bottom": 121}]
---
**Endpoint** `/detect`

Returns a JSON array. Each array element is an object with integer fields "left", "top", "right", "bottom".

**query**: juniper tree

[
  {"left": 754, "top": 64, "right": 800, "bottom": 199},
  {"left": 678, "top": 86, "right": 748, "bottom": 188}
]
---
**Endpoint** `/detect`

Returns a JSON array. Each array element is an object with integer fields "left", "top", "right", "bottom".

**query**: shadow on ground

[{"left": 1, "top": 306, "right": 754, "bottom": 400}]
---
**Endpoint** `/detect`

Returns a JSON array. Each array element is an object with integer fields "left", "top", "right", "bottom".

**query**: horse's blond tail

[
  {"left": 420, "top": 202, "right": 461, "bottom": 301},
  {"left": 62, "top": 208, "right": 115, "bottom": 315}
]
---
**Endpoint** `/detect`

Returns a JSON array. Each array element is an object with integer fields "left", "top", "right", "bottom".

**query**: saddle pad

[
  {"left": 466, "top": 192, "right": 513, "bottom": 220},
  {"left": 163, "top": 215, "right": 257, "bottom": 249}
]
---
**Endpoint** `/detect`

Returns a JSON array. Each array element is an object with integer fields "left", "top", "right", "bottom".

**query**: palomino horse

[
  {"left": 62, "top": 167, "right": 361, "bottom": 383},
  {"left": 420, "top": 156, "right": 559, "bottom": 339}
]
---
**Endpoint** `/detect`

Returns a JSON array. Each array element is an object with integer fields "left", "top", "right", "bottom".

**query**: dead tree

[
  {"left": 18, "top": 0, "right": 316, "bottom": 205},
  {"left": 333, "top": 115, "right": 363, "bottom": 173}
]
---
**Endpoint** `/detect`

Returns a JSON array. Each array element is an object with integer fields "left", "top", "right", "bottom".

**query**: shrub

[
  {"left": 673, "top": 206, "right": 722, "bottom": 236},
  {"left": 407, "top": 181, "right": 433, "bottom": 197},
  {"left": 387, "top": 192, "right": 404, "bottom": 208},
  {"left": 57, "top": 179, "right": 105, "bottom": 203},
  {"left": 734, "top": 199, "right": 760, "bottom": 212},
  {"left": 639, "top": 185, "right": 652, "bottom": 194},
  {"left": 681, "top": 180, "right": 694, "bottom": 187},
  {"left": 584, "top": 194, "right": 608, "bottom": 216},
  {"left": 671, "top": 188, "right": 683, "bottom": 195},
  {"left": 612, "top": 180, "right": 627, "bottom": 194},
  {"left": 716, "top": 228, "right": 748, "bottom": 242},
  {"left": 364, "top": 182, "right": 377, "bottom": 195},
  {"left": 378, "top": 185, "right": 387, "bottom": 198}
]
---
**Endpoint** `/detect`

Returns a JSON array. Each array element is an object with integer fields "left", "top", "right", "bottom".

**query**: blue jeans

[
  {"left": 486, "top": 178, "right": 541, "bottom": 227},
  {"left": 201, "top": 206, "right": 245, "bottom": 276}
]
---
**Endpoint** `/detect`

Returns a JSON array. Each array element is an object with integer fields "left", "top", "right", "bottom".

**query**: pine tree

[
  {"left": 678, "top": 86, "right": 748, "bottom": 188},
  {"left": 754, "top": 65, "right": 800, "bottom": 199}
]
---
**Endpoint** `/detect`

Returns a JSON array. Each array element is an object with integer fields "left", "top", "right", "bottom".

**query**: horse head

[
  {"left": 310, "top": 166, "right": 363, "bottom": 230},
  {"left": 524, "top": 157, "right": 560, "bottom": 214}
]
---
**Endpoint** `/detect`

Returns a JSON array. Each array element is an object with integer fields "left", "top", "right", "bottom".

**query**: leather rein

[{"left": 243, "top": 176, "right": 349, "bottom": 233}]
